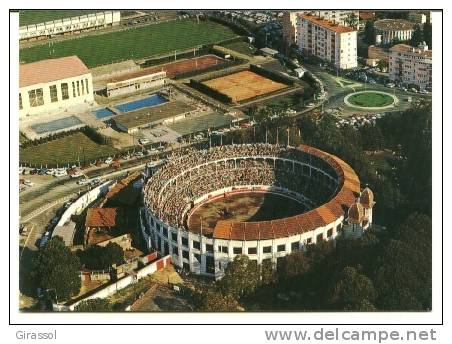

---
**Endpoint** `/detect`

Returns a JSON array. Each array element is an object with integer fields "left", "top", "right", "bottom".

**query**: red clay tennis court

[
  {"left": 107, "top": 54, "right": 226, "bottom": 82},
  {"left": 202, "top": 70, "right": 288, "bottom": 102}
]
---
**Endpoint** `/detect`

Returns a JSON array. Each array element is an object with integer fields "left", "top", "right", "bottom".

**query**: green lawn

[
  {"left": 348, "top": 92, "right": 394, "bottom": 108},
  {"left": 221, "top": 41, "right": 257, "bottom": 56},
  {"left": 19, "top": 132, "right": 118, "bottom": 167},
  {"left": 19, "top": 10, "right": 95, "bottom": 26},
  {"left": 19, "top": 19, "right": 238, "bottom": 68}
]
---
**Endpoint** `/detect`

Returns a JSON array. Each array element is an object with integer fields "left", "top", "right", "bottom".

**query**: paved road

[{"left": 304, "top": 63, "right": 430, "bottom": 116}]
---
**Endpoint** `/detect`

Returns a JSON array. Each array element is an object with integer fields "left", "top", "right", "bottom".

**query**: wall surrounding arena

[{"left": 141, "top": 203, "right": 343, "bottom": 280}]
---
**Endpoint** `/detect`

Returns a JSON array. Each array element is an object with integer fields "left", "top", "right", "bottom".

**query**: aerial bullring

[{"left": 140, "top": 144, "right": 374, "bottom": 278}]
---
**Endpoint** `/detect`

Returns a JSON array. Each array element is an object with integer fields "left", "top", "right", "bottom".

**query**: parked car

[
  {"left": 54, "top": 170, "right": 67, "bottom": 177},
  {"left": 105, "top": 157, "right": 113, "bottom": 164},
  {"left": 70, "top": 172, "right": 83, "bottom": 179},
  {"left": 23, "top": 180, "right": 34, "bottom": 186},
  {"left": 139, "top": 138, "right": 150, "bottom": 145}
]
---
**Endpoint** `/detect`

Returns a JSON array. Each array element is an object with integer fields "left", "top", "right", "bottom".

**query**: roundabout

[{"left": 344, "top": 90, "right": 398, "bottom": 110}]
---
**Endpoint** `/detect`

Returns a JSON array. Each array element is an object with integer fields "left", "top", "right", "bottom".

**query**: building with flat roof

[
  {"left": 374, "top": 19, "right": 415, "bottom": 45},
  {"left": 282, "top": 10, "right": 358, "bottom": 46},
  {"left": 19, "top": 55, "right": 94, "bottom": 118},
  {"left": 106, "top": 71, "right": 167, "bottom": 98},
  {"left": 114, "top": 100, "right": 197, "bottom": 133},
  {"left": 52, "top": 222, "right": 76, "bottom": 247},
  {"left": 389, "top": 42, "right": 432, "bottom": 90},
  {"left": 297, "top": 13, "right": 357, "bottom": 69},
  {"left": 19, "top": 11, "right": 121, "bottom": 41}
]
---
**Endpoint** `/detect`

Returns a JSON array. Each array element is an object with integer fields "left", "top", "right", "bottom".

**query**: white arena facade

[{"left": 140, "top": 144, "right": 374, "bottom": 279}]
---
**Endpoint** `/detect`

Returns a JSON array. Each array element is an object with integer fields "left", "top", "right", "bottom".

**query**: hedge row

[
  {"left": 140, "top": 36, "right": 244, "bottom": 68},
  {"left": 206, "top": 15, "right": 252, "bottom": 36},
  {"left": 173, "top": 58, "right": 245, "bottom": 80},
  {"left": 140, "top": 45, "right": 213, "bottom": 68},
  {"left": 20, "top": 125, "right": 112, "bottom": 149},
  {"left": 189, "top": 79, "right": 233, "bottom": 104},
  {"left": 20, "top": 126, "right": 87, "bottom": 148},
  {"left": 83, "top": 126, "right": 112, "bottom": 146},
  {"left": 249, "top": 64, "right": 295, "bottom": 86}
]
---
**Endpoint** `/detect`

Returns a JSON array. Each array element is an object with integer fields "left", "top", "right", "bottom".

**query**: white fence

[
  {"left": 54, "top": 255, "right": 171, "bottom": 311},
  {"left": 56, "top": 180, "right": 115, "bottom": 227}
]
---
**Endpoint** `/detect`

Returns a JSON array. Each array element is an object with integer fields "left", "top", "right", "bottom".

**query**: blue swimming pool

[
  {"left": 115, "top": 94, "right": 168, "bottom": 113},
  {"left": 32, "top": 116, "right": 83, "bottom": 134},
  {"left": 93, "top": 107, "right": 116, "bottom": 119}
]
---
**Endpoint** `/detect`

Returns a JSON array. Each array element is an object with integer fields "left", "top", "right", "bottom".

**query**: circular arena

[{"left": 141, "top": 144, "right": 375, "bottom": 278}]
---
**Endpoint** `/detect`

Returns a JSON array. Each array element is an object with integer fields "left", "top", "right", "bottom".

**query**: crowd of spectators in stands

[{"left": 144, "top": 144, "right": 340, "bottom": 228}]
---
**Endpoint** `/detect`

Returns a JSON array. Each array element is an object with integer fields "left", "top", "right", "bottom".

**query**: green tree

[
  {"left": 329, "top": 266, "right": 376, "bottom": 310},
  {"left": 363, "top": 21, "right": 375, "bottom": 45},
  {"left": 423, "top": 22, "right": 432, "bottom": 49},
  {"left": 74, "top": 298, "right": 112, "bottom": 312},
  {"left": 78, "top": 242, "right": 124, "bottom": 270},
  {"left": 278, "top": 250, "right": 311, "bottom": 283},
  {"left": 373, "top": 237, "right": 430, "bottom": 310},
  {"left": 345, "top": 12, "right": 359, "bottom": 29},
  {"left": 376, "top": 59, "right": 389, "bottom": 72},
  {"left": 220, "top": 255, "right": 260, "bottom": 297},
  {"left": 410, "top": 24, "right": 423, "bottom": 46},
  {"left": 195, "top": 288, "right": 242, "bottom": 311},
  {"left": 104, "top": 242, "right": 125, "bottom": 267},
  {"left": 33, "top": 237, "right": 81, "bottom": 302}
]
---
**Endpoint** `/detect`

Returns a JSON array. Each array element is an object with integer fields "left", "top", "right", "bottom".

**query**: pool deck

[{"left": 19, "top": 103, "right": 106, "bottom": 140}]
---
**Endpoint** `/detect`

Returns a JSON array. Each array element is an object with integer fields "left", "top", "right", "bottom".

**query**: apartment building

[
  {"left": 282, "top": 10, "right": 358, "bottom": 46},
  {"left": 297, "top": 13, "right": 358, "bottom": 69},
  {"left": 389, "top": 42, "right": 432, "bottom": 90}
]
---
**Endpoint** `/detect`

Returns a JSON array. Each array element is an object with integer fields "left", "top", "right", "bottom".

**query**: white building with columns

[
  {"left": 19, "top": 55, "right": 94, "bottom": 118},
  {"left": 374, "top": 19, "right": 415, "bottom": 45}
]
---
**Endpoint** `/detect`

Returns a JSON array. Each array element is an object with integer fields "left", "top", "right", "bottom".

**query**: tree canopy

[
  {"left": 77, "top": 242, "right": 124, "bottom": 270},
  {"left": 74, "top": 298, "right": 112, "bottom": 312},
  {"left": 33, "top": 237, "right": 81, "bottom": 302},
  {"left": 410, "top": 24, "right": 424, "bottom": 47}
]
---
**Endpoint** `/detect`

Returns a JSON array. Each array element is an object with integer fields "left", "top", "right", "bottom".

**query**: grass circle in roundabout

[{"left": 344, "top": 90, "right": 398, "bottom": 110}]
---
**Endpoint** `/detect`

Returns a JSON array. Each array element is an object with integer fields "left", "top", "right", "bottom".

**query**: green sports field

[
  {"left": 19, "top": 132, "right": 118, "bottom": 166},
  {"left": 347, "top": 92, "right": 395, "bottom": 108},
  {"left": 19, "top": 19, "right": 238, "bottom": 68},
  {"left": 221, "top": 41, "right": 257, "bottom": 56},
  {"left": 19, "top": 10, "right": 95, "bottom": 26}
]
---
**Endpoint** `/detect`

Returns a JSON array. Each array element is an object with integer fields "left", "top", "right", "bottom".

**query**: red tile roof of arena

[
  {"left": 20, "top": 56, "right": 89, "bottom": 88},
  {"left": 209, "top": 145, "right": 362, "bottom": 240},
  {"left": 244, "top": 222, "right": 260, "bottom": 240},
  {"left": 230, "top": 222, "right": 246, "bottom": 241},
  {"left": 213, "top": 220, "right": 231, "bottom": 239}
]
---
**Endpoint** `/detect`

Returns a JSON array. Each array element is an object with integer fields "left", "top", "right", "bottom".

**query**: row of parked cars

[
  {"left": 336, "top": 113, "right": 386, "bottom": 129},
  {"left": 19, "top": 166, "right": 82, "bottom": 178}
]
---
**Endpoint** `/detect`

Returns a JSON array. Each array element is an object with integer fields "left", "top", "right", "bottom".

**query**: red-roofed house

[{"left": 19, "top": 55, "right": 93, "bottom": 117}]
